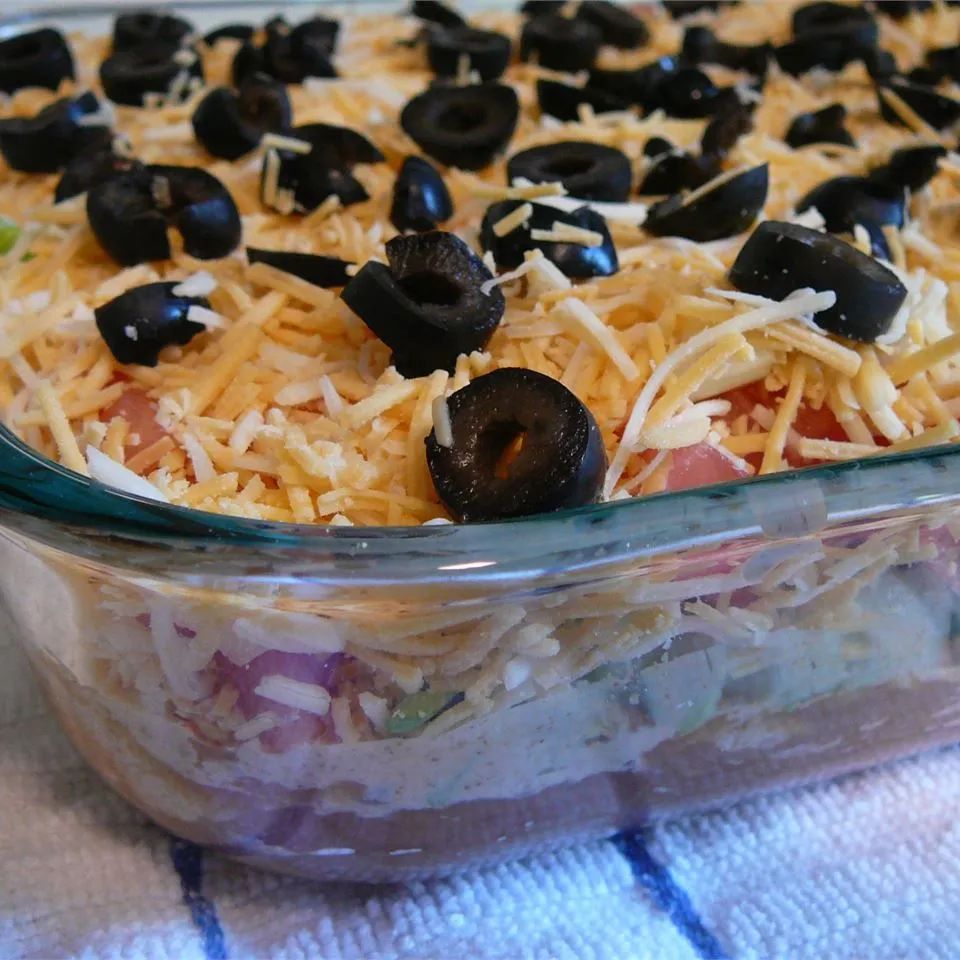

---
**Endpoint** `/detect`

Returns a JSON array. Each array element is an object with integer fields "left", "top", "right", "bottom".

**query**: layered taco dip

[{"left": 5, "top": 0, "right": 960, "bottom": 879}]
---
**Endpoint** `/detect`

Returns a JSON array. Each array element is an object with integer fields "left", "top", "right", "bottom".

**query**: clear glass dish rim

[{"left": 3, "top": 0, "right": 960, "bottom": 584}]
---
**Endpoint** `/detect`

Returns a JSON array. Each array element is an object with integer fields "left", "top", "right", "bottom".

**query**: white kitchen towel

[{"left": 5, "top": 620, "right": 960, "bottom": 960}]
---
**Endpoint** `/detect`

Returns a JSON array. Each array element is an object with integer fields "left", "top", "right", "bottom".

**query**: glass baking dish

[{"left": 4, "top": 1, "right": 960, "bottom": 883}]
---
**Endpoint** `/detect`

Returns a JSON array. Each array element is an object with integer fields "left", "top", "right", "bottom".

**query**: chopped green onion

[
  {"left": 20, "top": 251, "right": 35, "bottom": 263},
  {"left": 0, "top": 217, "right": 20, "bottom": 256},
  {"left": 387, "top": 689, "right": 463, "bottom": 735}
]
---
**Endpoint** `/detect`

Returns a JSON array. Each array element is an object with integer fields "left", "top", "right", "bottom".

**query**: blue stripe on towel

[
  {"left": 613, "top": 830, "right": 728, "bottom": 960},
  {"left": 170, "top": 838, "right": 228, "bottom": 960}
]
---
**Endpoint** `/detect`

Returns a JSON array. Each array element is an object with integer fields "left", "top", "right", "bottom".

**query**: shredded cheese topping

[{"left": 2, "top": 3, "right": 960, "bottom": 526}]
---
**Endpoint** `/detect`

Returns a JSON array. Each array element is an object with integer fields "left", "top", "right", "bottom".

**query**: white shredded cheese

[
  {"left": 86, "top": 446, "right": 170, "bottom": 502},
  {"left": 172, "top": 271, "right": 218, "bottom": 298},
  {"left": 254, "top": 675, "right": 332, "bottom": 715},
  {"left": 432, "top": 395, "right": 454, "bottom": 448}
]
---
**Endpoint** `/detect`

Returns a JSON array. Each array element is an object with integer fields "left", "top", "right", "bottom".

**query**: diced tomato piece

[
  {"left": 663, "top": 442, "right": 751, "bottom": 492},
  {"left": 101, "top": 387, "right": 168, "bottom": 453},
  {"left": 208, "top": 650, "right": 350, "bottom": 751},
  {"left": 211, "top": 650, "right": 348, "bottom": 717}
]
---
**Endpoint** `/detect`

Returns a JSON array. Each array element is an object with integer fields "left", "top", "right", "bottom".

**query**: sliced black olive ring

[
  {"left": 112, "top": 12, "right": 194, "bottom": 52},
  {"left": 520, "top": 14, "right": 601, "bottom": 72},
  {"left": 796, "top": 175, "right": 905, "bottom": 260},
  {"left": 576, "top": 1, "right": 649, "bottom": 50},
  {"left": 56, "top": 144, "right": 142, "bottom": 204},
  {"left": 87, "top": 165, "right": 242, "bottom": 265},
  {"left": 644, "top": 164, "right": 769, "bottom": 241},
  {"left": 95, "top": 281, "right": 211, "bottom": 367},
  {"left": 536, "top": 79, "right": 630, "bottom": 122},
  {"left": 700, "top": 95, "right": 754, "bottom": 158},
  {"left": 400, "top": 82, "right": 519, "bottom": 171},
  {"left": 637, "top": 150, "right": 720, "bottom": 195},
  {"left": 390, "top": 155, "right": 454, "bottom": 233},
  {"left": 786, "top": 103, "right": 855, "bottom": 149},
  {"left": 589, "top": 57, "right": 679, "bottom": 114},
  {"left": 100, "top": 43, "right": 204, "bottom": 106},
  {"left": 681, "top": 26, "right": 771, "bottom": 77},
  {"left": 411, "top": 0, "right": 467, "bottom": 29},
  {"left": 656, "top": 67, "right": 723, "bottom": 119},
  {"left": 729, "top": 220, "right": 907, "bottom": 342},
  {"left": 261, "top": 123, "right": 384, "bottom": 213},
  {"left": 0, "top": 28, "right": 75, "bottom": 95},
  {"left": 665, "top": 1, "right": 737, "bottom": 19},
  {"left": 247, "top": 248, "right": 354, "bottom": 288},
  {"left": 425, "top": 367, "right": 607, "bottom": 522},
  {"left": 204, "top": 24, "right": 255, "bottom": 46},
  {"left": 877, "top": 79, "right": 960, "bottom": 131},
  {"left": 0, "top": 93, "right": 111, "bottom": 174},
  {"left": 869, "top": 144, "right": 946, "bottom": 192},
  {"left": 341, "top": 231, "right": 505, "bottom": 378},
  {"left": 427, "top": 26, "right": 512, "bottom": 82},
  {"left": 506, "top": 141, "right": 632, "bottom": 203},
  {"left": 233, "top": 16, "right": 338, "bottom": 86},
  {"left": 192, "top": 76, "right": 291, "bottom": 161},
  {"left": 479, "top": 199, "right": 619, "bottom": 279},
  {"left": 924, "top": 44, "right": 960, "bottom": 84},
  {"left": 776, "top": 3, "right": 878, "bottom": 76}
]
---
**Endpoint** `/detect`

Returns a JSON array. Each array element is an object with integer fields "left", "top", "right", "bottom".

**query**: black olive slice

[
  {"left": 664, "top": 1, "right": 728, "bottom": 18},
  {"left": 262, "top": 17, "right": 338, "bottom": 83},
  {"left": 231, "top": 42, "right": 266, "bottom": 87},
  {"left": 204, "top": 24, "right": 255, "bottom": 46},
  {"left": 792, "top": 2, "right": 875, "bottom": 36},
  {"left": 589, "top": 58, "right": 678, "bottom": 112},
  {"left": 0, "top": 93, "right": 111, "bottom": 174},
  {"left": 400, "top": 82, "right": 519, "bottom": 170},
  {"left": 869, "top": 144, "right": 946, "bottom": 192},
  {"left": 425, "top": 367, "right": 606, "bottom": 521},
  {"left": 785, "top": 102, "right": 855, "bottom": 149},
  {"left": 234, "top": 16, "right": 338, "bottom": 86},
  {"left": 411, "top": 0, "right": 467, "bottom": 29},
  {"left": 87, "top": 165, "right": 242, "bottom": 265},
  {"left": 700, "top": 96, "right": 753, "bottom": 158},
  {"left": 881, "top": 0, "right": 933, "bottom": 16},
  {"left": 507, "top": 141, "right": 632, "bottom": 202},
  {"left": 341, "top": 231, "right": 505, "bottom": 377},
  {"left": 681, "top": 26, "right": 771, "bottom": 77},
  {"left": 95, "top": 281, "right": 209, "bottom": 366},
  {"left": 192, "top": 77, "right": 291, "bottom": 160},
  {"left": 521, "top": 0, "right": 565, "bottom": 15},
  {"left": 247, "top": 247, "right": 354, "bottom": 287},
  {"left": 644, "top": 136, "right": 674, "bottom": 159},
  {"left": 100, "top": 44, "right": 204, "bottom": 106},
  {"left": 645, "top": 164, "right": 768, "bottom": 241},
  {"left": 55, "top": 144, "right": 142, "bottom": 203},
  {"left": 536, "top": 79, "right": 630, "bottom": 121},
  {"left": 480, "top": 199, "right": 618, "bottom": 278},
  {"left": 729, "top": 220, "right": 907, "bottom": 342},
  {"left": 262, "top": 123, "right": 384, "bottom": 212},
  {"left": 925, "top": 45, "right": 960, "bottom": 83},
  {"left": 576, "top": 2, "right": 649, "bottom": 50},
  {"left": 0, "top": 28, "right": 75, "bottom": 94},
  {"left": 656, "top": 67, "right": 722, "bottom": 119},
  {"left": 427, "top": 27, "right": 512, "bottom": 82},
  {"left": 637, "top": 150, "right": 719, "bottom": 195},
  {"left": 877, "top": 79, "right": 960, "bottom": 131},
  {"left": 776, "top": 6, "right": 878, "bottom": 77},
  {"left": 112, "top": 12, "right": 194, "bottom": 52},
  {"left": 391, "top": 155, "right": 454, "bottom": 232},
  {"left": 520, "top": 14, "right": 601, "bottom": 72},
  {"left": 775, "top": 32, "right": 873, "bottom": 76},
  {"left": 796, "top": 175, "right": 905, "bottom": 260}
]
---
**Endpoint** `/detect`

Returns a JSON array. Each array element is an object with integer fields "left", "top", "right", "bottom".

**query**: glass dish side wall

[{"left": 3, "top": 494, "right": 960, "bottom": 882}]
